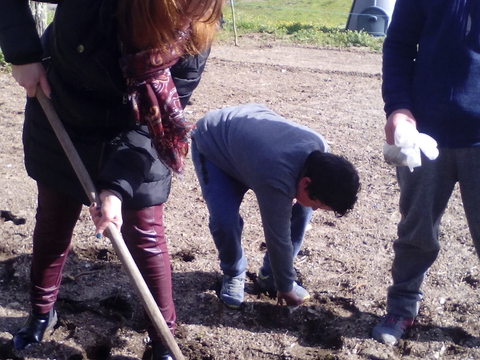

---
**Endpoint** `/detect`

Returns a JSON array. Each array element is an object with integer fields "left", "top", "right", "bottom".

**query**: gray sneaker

[
  {"left": 220, "top": 273, "right": 245, "bottom": 309},
  {"left": 257, "top": 269, "right": 310, "bottom": 301},
  {"left": 372, "top": 314, "right": 414, "bottom": 345}
]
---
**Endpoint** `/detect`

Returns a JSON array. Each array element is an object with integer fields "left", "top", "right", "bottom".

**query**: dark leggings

[{"left": 30, "top": 183, "right": 176, "bottom": 338}]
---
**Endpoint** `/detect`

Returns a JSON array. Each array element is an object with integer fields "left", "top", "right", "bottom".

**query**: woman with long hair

[{"left": 0, "top": 0, "right": 223, "bottom": 358}]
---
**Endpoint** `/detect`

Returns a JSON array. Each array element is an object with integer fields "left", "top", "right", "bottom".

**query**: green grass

[
  {"left": 219, "top": 0, "right": 384, "bottom": 50},
  {"left": 227, "top": 0, "right": 352, "bottom": 28}
]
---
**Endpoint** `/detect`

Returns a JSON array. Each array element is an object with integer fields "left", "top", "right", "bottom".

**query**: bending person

[{"left": 191, "top": 104, "right": 360, "bottom": 309}]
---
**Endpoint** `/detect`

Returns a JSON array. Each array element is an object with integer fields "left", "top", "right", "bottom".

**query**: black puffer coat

[{"left": 0, "top": 0, "right": 208, "bottom": 208}]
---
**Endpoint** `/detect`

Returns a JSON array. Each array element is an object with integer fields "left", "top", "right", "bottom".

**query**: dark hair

[{"left": 300, "top": 151, "right": 360, "bottom": 216}]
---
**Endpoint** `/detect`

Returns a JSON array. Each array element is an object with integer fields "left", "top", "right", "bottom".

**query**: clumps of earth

[{"left": 2, "top": 37, "right": 480, "bottom": 359}]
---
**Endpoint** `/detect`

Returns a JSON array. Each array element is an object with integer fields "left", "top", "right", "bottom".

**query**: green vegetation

[
  {"left": 48, "top": 8, "right": 55, "bottom": 23},
  {"left": 218, "top": 0, "right": 384, "bottom": 51},
  {"left": 0, "top": 51, "right": 9, "bottom": 72},
  {"left": 226, "top": 0, "right": 352, "bottom": 29}
]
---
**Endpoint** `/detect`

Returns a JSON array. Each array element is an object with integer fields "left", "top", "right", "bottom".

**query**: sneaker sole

[
  {"left": 222, "top": 302, "right": 242, "bottom": 309},
  {"left": 220, "top": 294, "right": 243, "bottom": 309}
]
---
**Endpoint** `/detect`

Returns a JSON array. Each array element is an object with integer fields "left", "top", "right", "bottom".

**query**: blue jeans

[
  {"left": 387, "top": 148, "right": 480, "bottom": 318},
  {"left": 191, "top": 140, "right": 312, "bottom": 278}
]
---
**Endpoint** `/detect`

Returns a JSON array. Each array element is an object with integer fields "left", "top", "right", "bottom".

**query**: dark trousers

[
  {"left": 30, "top": 183, "right": 176, "bottom": 339},
  {"left": 387, "top": 148, "right": 480, "bottom": 318}
]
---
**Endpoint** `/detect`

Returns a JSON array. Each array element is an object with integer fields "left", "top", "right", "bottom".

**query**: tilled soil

[{"left": 1, "top": 37, "right": 480, "bottom": 360}]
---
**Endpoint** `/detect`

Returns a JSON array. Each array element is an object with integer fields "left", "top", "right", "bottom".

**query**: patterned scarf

[{"left": 120, "top": 30, "right": 195, "bottom": 174}]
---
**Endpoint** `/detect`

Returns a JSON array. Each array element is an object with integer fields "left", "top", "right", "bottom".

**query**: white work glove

[{"left": 383, "top": 119, "right": 439, "bottom": 171}]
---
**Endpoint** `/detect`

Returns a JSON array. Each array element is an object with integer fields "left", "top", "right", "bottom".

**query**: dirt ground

[{"left": 1, "top": 36, "right": 480, "bottom": 360}]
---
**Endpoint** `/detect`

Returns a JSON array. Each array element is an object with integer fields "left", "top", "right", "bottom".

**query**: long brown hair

[{"left": 117, "top": 0, "right": 224, "bottom": 54}]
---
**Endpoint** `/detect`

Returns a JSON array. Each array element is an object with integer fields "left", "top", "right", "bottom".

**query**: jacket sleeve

[
  {"left": 171, "top": 47, "right": 211, "bottom": 108},
  {"left": 0, "top": 0, "right": 44, "bottom": 64},
  {"left": 96, "top": 127, "right": 160, "bottom": 202},
  {"left": 382, "top": 0, "right": 425, "bottom": 117}
]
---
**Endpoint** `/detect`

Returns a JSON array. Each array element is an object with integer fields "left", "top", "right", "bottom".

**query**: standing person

[
  {"left": 372, "top": 0, "right": 480, "bottom": 345},
  {"left": 191, "top": 104, "right": 360, "bottom": 309},
  {"left": 0, "top": 0, "right": 223, "bottom": 357}
]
